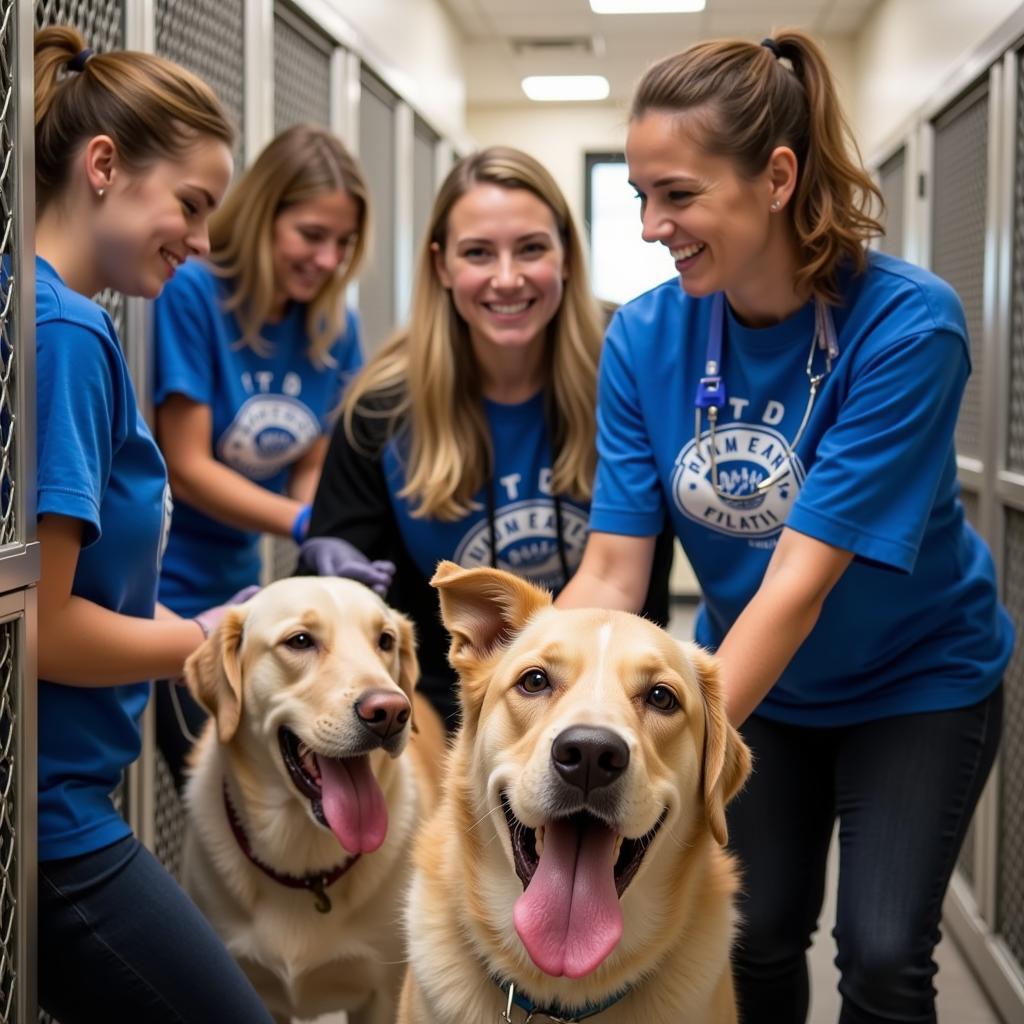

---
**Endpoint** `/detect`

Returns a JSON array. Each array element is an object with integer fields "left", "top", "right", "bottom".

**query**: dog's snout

[
  {"left": 355, "top": 689, "right": 411, "bottom": 741},
  {"left": 551, "top": 726, "right": 630, "bottom": 796}
]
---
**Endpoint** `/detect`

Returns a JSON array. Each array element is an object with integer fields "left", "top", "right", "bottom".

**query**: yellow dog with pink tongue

[{"left": 397, "top": 563, "right": 751, "bottom": 1024}]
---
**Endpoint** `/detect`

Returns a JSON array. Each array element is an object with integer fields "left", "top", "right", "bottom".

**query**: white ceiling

[{"left": 442, "top": 0, "right": 878, "bottom": 105}]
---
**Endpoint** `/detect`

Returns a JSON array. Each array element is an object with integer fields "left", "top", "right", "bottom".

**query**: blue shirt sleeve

[
  {"left": 152, "top": 263, "right": 218, "bottom": 407},
  {"left": 589, "top": 310, "right": 667, "bottom": 537},
  {"left": 787, "top": 328, "right": 969, "bottom": 571},
  {"left": 36, "top": 319, "right": 127, "bottom": 547},
  {"left": 324, "top": 308, "right": 365, "bottom": 427},
  {"left": 338, "top": 308, "right": 364, "bottom": 376}
]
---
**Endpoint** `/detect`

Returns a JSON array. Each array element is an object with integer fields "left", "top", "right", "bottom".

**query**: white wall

[
  {"left": 292, "top": 0, "right": 468, "bottom": 141},
  {"left": 467, "top": 103, "right": 629, "bottom": 227},
  {"left": 466, "top": 35, "right": 857, "bottom": 230},
  {"left": 852, "top": 0, "right": 1023, "bottom": 160}
]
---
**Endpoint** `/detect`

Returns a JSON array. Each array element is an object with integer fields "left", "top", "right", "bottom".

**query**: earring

[
  {"left": 96, "top": 187, "right": 105, "bottom": 199},
  {"left": 770, "top": 199, "right": 781, "bottom": 211}
]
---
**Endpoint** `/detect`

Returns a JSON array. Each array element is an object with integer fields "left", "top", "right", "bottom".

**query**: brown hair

[
  {"left": 34, "top": 25, "right": 234, "bottom": 212},
  {"left": 343, "top": 146, "right": 603, "bottom": 520},
  {"left": 631, "top": 29, "right": 882, "bottom": 303},
  {"left": 207, "top": 123, "right": 370, "bottom": 363}
]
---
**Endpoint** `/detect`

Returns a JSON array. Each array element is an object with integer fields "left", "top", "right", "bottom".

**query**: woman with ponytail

[
  {"left": 559, "top": 29, "right": 1011, "bottom": 1023},
  {"left": 32, "top": 25, "right": 273, "bottom": 1023}
]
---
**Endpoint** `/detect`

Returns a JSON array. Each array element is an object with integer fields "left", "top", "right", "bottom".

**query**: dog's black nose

[
  {"left": 355, "top": 689, "right": 411, "bottom": 741},
  {"left": 551, "top": 726, "right": 630, "bottom": 796}
]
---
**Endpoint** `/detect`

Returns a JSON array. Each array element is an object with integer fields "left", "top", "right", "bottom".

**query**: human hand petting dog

[
  {"left": 192, "top": 584, "right": 261, "bottom": 640},
  {"left": 299, "top": 536, "right": 395, "bottom": 596}
]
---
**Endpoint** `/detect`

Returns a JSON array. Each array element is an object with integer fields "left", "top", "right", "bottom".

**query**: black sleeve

[
  {"left": 639, "top": 514, "right": 675, "bottom": 628},
  {"left": 305, "top": 411, "right": 461, "bottom": 730},
  {"left": 307, "top": 410, "right": 394, "bottom": 559}
]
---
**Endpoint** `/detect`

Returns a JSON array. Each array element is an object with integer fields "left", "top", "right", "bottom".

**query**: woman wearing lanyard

[
  {"left": 302, "top": 146, "right": 672, "bottom": 730},
  {"left": 558, "top": 30, "right": 1012, "bottom": 1024}
]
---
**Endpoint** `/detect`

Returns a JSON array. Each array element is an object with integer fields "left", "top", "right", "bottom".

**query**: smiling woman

[
  {"left": 150, "top": 124, "right": 375, "bottom": 790},
  {"left": 299, "top": 145, "right": 674, "bottom": 730},
  {"left": 31, "top": 23, "right": 278, "bottom": 1024}
]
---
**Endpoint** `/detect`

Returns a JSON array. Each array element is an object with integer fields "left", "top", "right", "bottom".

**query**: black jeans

[
  {"left": 728, "top": 686, "right": 1002, "bottom": 1024},
  {"left": 39, "top": 835, "right": 275, "bottom": 1024}
]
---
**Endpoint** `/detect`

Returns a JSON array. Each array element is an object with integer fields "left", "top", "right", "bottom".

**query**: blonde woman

[
  {"left": 153, "top": 124, "right": 370, "bottom": 783},
  {"left": 32, "top": 25, "right": 275, "bottom": 1023},
  {"left": 303, "top": 146, "right": 671, "bottom": 728}
]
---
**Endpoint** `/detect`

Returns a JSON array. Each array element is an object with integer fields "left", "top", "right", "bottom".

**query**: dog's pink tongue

[
  {"left": 513, "top": 817, "right": 622, "bottom": 979},
  {"left": 316, "top": 754, "right": 388, "bottom": 854}
]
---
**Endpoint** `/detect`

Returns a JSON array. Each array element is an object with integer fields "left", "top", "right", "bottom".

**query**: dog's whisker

[{"left": 465, "top": 803, "right": 503, "bottom": 834}]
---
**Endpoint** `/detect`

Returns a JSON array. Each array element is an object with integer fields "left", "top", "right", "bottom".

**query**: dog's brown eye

[
  {"left": 378, "top": 631, "right": 395, "bottom": 652},
  {"left": 517, "top": 669, "right": 550, "bottom": 695},
  {"left": 647, "top": 685, "right": 679, "bottom": 712},
  {"left": 284, "top": 632, "right": 315, "bottom": 651}
]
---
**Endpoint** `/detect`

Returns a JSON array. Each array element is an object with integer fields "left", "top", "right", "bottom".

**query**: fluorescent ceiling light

[
  {"left": 590, "top": 1, "right": 706, "bottom": 12},
  {"left": 522, "top": 75, "right": 610, "bottom": 102}
]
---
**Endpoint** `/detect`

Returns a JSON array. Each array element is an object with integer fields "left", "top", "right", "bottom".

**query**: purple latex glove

[
  {"left": 193, "top": 584, "right": 261, "bottom": 640},
  {"left": 299, "top": 536, "right": 395, "bottom": 596}
]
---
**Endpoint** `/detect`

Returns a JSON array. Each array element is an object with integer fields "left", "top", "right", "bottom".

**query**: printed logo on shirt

[
  {"left": 671, "top": 423, "right": 804, "bottom": 539},
  {"left": 217, "top": 394, "right": 321, "bottom": 480},
  {"left": 453, "top": 499, "right": 589, "bottom": 591}
]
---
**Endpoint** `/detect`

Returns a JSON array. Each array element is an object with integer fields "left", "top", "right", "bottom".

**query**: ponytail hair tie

[
  {"left": 761, "top": 38, "right": 782, "bottom": 59},
  {"left": 67, "top": 48, "right": 94, "bottom": 73}
]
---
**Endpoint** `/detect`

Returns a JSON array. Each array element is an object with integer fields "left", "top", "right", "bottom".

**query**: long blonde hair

[
  {"left": 632, "top": 29, "right": 883, "bottom": 303},
  {"left": 34, "top": 25, "right": 234, "bottom": 211},
  {"left": 208, "top": 124, "right": 370, "bottom": 362},
  {"left": 343, "top": 146, "right": 603, "bottom": 521}
]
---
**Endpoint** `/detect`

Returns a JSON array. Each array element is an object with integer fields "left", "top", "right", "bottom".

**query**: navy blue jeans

[
  {"left": 728, "top": 686, "right": 1002, "bottom": 1024},
  {"left": 39, "top": 835, "right": 275, "bottom": 1024}
]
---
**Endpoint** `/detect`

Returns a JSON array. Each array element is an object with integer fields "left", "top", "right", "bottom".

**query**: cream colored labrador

[
  {"left": 182, "top": 575, "right": 444, "bottom": 1024},
  {"left": 398, "top": 563, "right": 751, "bottom": 1024}
]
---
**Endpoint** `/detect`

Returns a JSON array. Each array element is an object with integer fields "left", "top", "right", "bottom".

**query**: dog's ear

[
  {"left": 430, "top": 561, "right": 551, "bottom": 673},
  {"left": 184, "top": 608, "right": 246, "bottom": 744},
  {"left": 689, "top": 645, "right": 752, "bottom": 847}
]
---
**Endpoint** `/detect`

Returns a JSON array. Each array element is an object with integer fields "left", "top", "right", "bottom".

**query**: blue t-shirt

[
  {"left": 35, "top": 257, "right": 170, "bottom": 860},
  {"left": 384, "top": 392, "right": 589, "bottom": 590},
  {"left": 153, "top": 259, "right": 363, "bottom": 615},
  {"left": 591, "top": 252, "right": 1013, "bottom": 725}
]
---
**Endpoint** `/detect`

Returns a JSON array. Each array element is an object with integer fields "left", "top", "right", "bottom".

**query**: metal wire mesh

[
  {"left": 152, "top": 748, "right": 184, "bottom": 880},
  {"left": 34, "top": 0, "right": 121, "bottom": 45},
  {"left": 273, "top": 3, "right": 331, "bottom": 133},
  {"left": 154, "top": 0, "right": 244, "bottom": 166},
  {"left": 268, "top": 536, "right": 298, "bottom": 582},
  {"left": 35, "top": 2, "right": 126, "bottom": 341},
  {"left": 0, "top": 620, "right": 16, "bottom": 1022},
  {"left": 877, "top": 148, "right": 906, "bottom": 258},
  {"left": 0, "top": 2, "right": 15, "bottom": 550},
  {"left": 1000, "top": 509, "right": 1024, "bottom": 965},
  {"left": 1009, "top": 52, "right": 1024, "bottom": 474},
  {"left": 957, "top": 479, "right": 979, "bottom": 886},
  {"left": 931, "top": 87, "right": 989, "bottom": 462},
  {"left": 358, "top": 72, "right": 397, "bottom": 353}
]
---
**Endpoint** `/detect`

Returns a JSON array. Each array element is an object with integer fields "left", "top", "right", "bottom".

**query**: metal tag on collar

[{"left": 308, "top": 875, "right": 332, "bottom": 913}]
